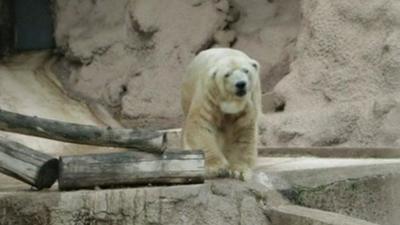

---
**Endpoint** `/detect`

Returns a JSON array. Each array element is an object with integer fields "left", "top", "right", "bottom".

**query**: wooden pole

[
  {"left": 58, "top": 150, "right": 205, "bottom": 190},
  {"left": 0, "top": 137, "right": 58, "bottom": 189},
  {"left": 0, "top": 109, "right": 167, "bottom": 154}
]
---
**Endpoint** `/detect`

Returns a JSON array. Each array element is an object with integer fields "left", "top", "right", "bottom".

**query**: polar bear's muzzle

[
  {"left": 235, "top": 81, "right": 247, "bottom": 97},
  {"left": 225, "top": 67, "right": 251, "bottom": 98}
]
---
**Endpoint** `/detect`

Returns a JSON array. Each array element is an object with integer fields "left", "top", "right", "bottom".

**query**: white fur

[{"left": 220, "top": 101, "right": 246, "bottom": 114}]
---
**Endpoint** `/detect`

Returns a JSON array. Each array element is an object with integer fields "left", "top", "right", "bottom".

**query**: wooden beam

[
  {"left": 0, "top": 109, "right": 167, "bottom": 154},
  {"left": 0, "top": 137, "right": 58, "bottom": 189},
  {"left": 58, "top": 150, "right": 205, "bottom": 190}
]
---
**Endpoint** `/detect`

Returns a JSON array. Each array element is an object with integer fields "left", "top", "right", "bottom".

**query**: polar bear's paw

[
  {"left": 229, "top": 167, "right": 253, "bottom": 181},
  {"left": 206, "top": 163, "right": 230, "bottom": 178}
]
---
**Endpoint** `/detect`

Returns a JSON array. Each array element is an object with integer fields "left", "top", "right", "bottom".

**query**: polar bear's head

[
  {"left": 212, "top": 57, "right": 259, "bottom": 96},
  {"left": 212, "top": 57, "right": 259, "bottom": 98},
  {"left": 210, "top": 56, "right": 260, "bottom": 113}
]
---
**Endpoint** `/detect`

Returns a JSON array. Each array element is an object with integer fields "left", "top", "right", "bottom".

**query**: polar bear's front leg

[
  {"left": 183, "top": 116, "right": 229, "bottom": 178},
  {"left": 224, "top": 123, "right": 258, "bottom": 181}
]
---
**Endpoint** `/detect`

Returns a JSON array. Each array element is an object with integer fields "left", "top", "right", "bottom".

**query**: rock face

[
  {"left": 260, "top": 0, "right": 400, "bottom": 147},
  {"left": 0, "top": 180, "right": 272, "bottom": 225},
  {"left": 53, "top": 0, "right": 226, "bottom": 129},
  {"left": 52, "top": 0, "right": 299, "bottom": 129},
  {"left": 230, "top": 0, "right": 300, "bottom": 93},
  {"left": 52, "top": 0, "right": 400, "bottom": 147}
]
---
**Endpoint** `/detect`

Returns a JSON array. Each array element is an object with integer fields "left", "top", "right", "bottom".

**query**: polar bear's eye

[
  {"left": 242, "top": 68, "right": 249, "bottom": 74},
  {"left": 224, "top": 73, "right": 230, "bottom": 78},
  {"left": 251, "top": 63, "right": 258, "bottom": 70}
]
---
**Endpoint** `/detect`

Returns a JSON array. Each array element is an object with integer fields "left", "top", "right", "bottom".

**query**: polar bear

[{"left": 181, "top": 48, "right": 261, "bottom": 180}]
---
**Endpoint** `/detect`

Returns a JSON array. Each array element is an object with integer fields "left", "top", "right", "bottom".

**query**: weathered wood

[
  {"left": 58, "top": 150, "right": 205, "bottom": 190},
  {"left": 0, "top": 137, "right": 58, "bottom": 189},
  {"left": 0, "top": 109, "right": 167, "bottom": 154}
]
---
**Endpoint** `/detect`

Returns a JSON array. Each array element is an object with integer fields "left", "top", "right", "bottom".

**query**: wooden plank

[
  {"left": 58, "top": 150, "right": 205, "bottom": 190},
  {"left": 259, "top": 147, "right": 400, "bottom": 158},
  {"left": 0, "top": 109, "right": 166, "bottom": 154},
  {"left": 0, "top": 137, "right": 58, "bottom": 189}
]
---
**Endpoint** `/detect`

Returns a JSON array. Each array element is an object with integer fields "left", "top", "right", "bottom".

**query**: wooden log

[
  {"left": 0, "top": 109, "right": 167, "bottom": 154},
  {"left": 0, "top": 137, "right": 58, "bottom": 189},
  {"left": 58, "top": 150, "right": 205, "bottom": 190}
]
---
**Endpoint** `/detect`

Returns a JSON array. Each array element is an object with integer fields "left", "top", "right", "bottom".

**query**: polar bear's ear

[{"left": 250, "top": 60, "right": 260, "bottom": 71}]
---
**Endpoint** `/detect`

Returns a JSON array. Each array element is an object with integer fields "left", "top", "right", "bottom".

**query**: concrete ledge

[
  {"left": 0, "top": 180, "right": 273, "bottom": 225},
  {"left": 269, "top": 205, "right": 378, "bottom": 225},
  {"left": 259, "top": 147, "right": 400, "bottom": 158},
  {"left": 291, "top": 174, "right": 400, "bottom": 225},
  {"left": 256, "top": 157, "right": 400, "bottom": 188},
  {"left": 254, "top": 157, "right": 400, "bottom": 224}
]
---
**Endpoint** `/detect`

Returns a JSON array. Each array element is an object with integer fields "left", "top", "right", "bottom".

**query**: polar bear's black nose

[{"left": 235, "top": 81, "right": 247, "bottom": 90}]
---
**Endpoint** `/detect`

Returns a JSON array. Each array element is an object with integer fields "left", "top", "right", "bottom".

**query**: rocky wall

[
  {"left": 52, "top": 0, "right": 400, "bottom": 147},
  {"left": 260, "top": 0, "right": 400, "bottom": 147},
  {"left": 52, "top": 0, "right": 299, "bottom": 129}
]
